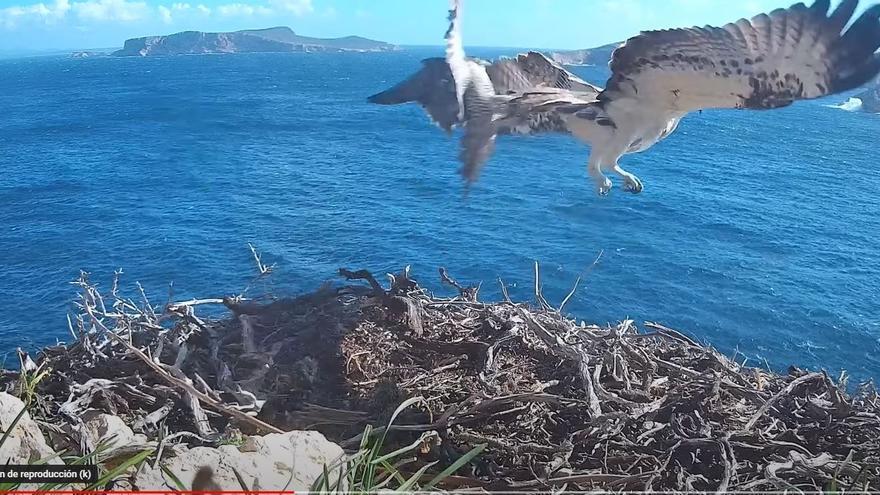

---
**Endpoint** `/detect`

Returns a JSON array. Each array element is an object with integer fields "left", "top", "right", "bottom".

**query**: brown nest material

[{"left": 3, "top": 264, "right": 879, "bottom": 492}]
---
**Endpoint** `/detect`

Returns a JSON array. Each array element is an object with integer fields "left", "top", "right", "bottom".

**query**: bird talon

[
  {"left": 595, "top": 177, "right": 613, "bottom": 196},
  {"left": 623, "top": 175, "right": 643, "bottom": 194}
]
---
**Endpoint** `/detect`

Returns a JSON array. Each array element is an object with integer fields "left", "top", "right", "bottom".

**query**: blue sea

[{"left": 1, "top": 48, "right": 878, "bottom": 380}]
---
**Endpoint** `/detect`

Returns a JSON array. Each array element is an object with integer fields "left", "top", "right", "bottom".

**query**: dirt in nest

[{"left": 3, "top": 266, "right": 880, "bottom": 492}]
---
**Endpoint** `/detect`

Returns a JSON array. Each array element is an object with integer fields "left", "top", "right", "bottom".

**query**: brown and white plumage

[
  {"left": 369, "top": 0, "right": 880, "bottom": 195},
  {"left": 601, "top": 0, "right": 880, "bottom": 112},
  {"left": 367, "top": 1, "right": 599, "bottom": 181},
  {"left": 485, "top": 51, "right": 601, "bottom": 95},
  {"left": 441, "top": 0, "right": 498, "bottom": 183}
]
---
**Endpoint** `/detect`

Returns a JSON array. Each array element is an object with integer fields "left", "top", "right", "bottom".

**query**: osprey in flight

[{"left": 368, "top": 0, "right": 880, "bottom": 196}]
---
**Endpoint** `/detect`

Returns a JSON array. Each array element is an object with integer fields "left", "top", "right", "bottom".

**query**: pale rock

[
  {"left": 0, "top": 392, "right": 61, "bottom": 464},
  {"left": 134, "top": 430, "right": 345, "bottom": 490},
  {"left": 81, "top": 411, "right": 149, "bottom": 451}
]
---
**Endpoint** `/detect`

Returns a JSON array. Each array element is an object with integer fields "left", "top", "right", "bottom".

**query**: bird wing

[
  {"left": 366, "top": 58, "right": 461, "bottom": 133},
  {"left": 485, "top": 51, "right": 602, "bottom": 95},
  {"left": 598, "top": 0, "right": 880, "bottom": 113},
  {"left": 493, "top": 90, "right": 598, "bottom": 136},
  {"left": 365, "top": 50, "right": 599, "bottom": 136},
  {"left": 366, "top": 0, "right": 603, "bottom": 184}
]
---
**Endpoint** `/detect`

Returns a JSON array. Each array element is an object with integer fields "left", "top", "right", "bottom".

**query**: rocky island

[
  {"left": 70, "top": 50, "right": 107, "bottom": 58},
  {"left": 549, "top": 41, "right": 619, "bottom": 66},
  {"left": 111, "top": 26, "right": 397, "bottom": 57}
]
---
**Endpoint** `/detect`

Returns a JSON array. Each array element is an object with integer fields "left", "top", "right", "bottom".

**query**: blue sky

[{"left": 0, "top": 0, "right": 860, "bottom": 51}]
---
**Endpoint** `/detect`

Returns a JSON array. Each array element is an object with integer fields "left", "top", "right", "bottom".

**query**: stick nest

[{"left": 3, "top": 265, "right": 879, "bottom": 492}]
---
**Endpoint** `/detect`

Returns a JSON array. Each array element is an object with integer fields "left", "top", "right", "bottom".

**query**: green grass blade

[
  {"left": 331, "top": 449, "right": 369, "bottom": 492},
  {"left": 30, "top": 449, "right": 67, "bottom": 465},
  {"left": 66, "top": 441, "right": 112, "bottom": 466},
  {"left": 359, "top": 424, "right": 373, "bottom": 450},
  {"left": 396, "top": 460, "right": 437, "bottom": 492},
  {"left": 365, "top": 396, "right": 426, "bottom": 490},
  {"left": 370, "top": 435, "right": 428, "bottom": 465},
  {"left": 377, "top": 396, "right": 427, "bottom": 449},
  {"left": 373, "top": 458, "right": 414, "bottom": 490},
  {"left": 0, "top": 403, "right": 29, "bottom": 449},
  {"left": 83, "top": 448, "right": 154, "bottom": 491},
  {"left": 160, "top": 464, "right": 186, "bottom": 492},
  {"left": 32, "top": 450, "right": 96, "bottom": 494},
  {"left": 317, "top": 449, "right": 369, "bottom": 493},
  {"left": 351, "top": 397, "right": 431, "bottom": 492},
  {"left": 231, "top": 466, "right": 252, "bottom": 494},
  {"left": 280, "top": 453, "right": 297, "bottom": 493},
  {"left": 309, "top": 470, "right": 328, "bottom": 493},
  {"left": 330, "top": 459, "right": 346, "bottom": 493},
  {"left": 320, "top": 463, "right": 331, "bottom": 493},
  {"left": 322, "top": 463, "right": 330, "bottom": 489},
  {"left": 422, "top": 443, "right": 486, "bottom": 491}
]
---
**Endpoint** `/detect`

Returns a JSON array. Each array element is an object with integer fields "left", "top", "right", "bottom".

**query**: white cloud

[
  {"left": 156, "top": 2, "right": 203, "bottom": 22},
  {"left": 72, "top": 0, "right": 149, "bottom": 22},
  {"left": 269, "top": 0, "right": 311, "bottom": 16},
  {"left": 0, "top": 0, "right": 69, "bottom": 27},
  {"left": 215, "top": 3, "right": 271, "bottom": 17},
  {"left": 157, "top": 4, "right": 171, "bottom": 22},
  {"left": 743, "top": 1, "right": 764, "bottom": 15},
  {"left": 597, "top": 0, "right": 656, "bottom": 25},
  {"left": 1, "top": 0, "right": 311, "bottom": 29}
]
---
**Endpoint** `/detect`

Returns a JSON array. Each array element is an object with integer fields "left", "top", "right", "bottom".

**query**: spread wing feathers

[
  {"left": 364, "top": 51, "right": 597, "bottom": 136},
  {"left": 485, "top": 52, "right": 602, "bottom": 95},
  {"left": 366, "top": 58, "right": 461, "bottom": 133},
  {"left": 367, "top": 1, "right": 605, "bottom": 183},
  {"left": 367, "top": 0, "right": 601, "bottom": 182},
  {"left": 599, "top": 0, "right": 880, "bottom": 113}
]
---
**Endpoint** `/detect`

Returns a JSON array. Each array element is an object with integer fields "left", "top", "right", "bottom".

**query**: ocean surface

[{"left": 1, "top": 49, "right": 878, "bottom": 380}]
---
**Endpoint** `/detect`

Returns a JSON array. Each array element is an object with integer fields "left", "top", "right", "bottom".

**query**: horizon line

[{"left": 1, "top": 42, "right": 619, "bottom": 58}]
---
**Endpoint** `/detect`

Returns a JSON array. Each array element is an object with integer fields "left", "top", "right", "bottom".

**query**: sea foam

[{"left": 828, "top": 97, "right": 863, "bottom": 112}]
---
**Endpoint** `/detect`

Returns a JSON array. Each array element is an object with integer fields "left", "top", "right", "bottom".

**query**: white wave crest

[{"left": 827, "top": 97, "right": 863, "bottom": 112}]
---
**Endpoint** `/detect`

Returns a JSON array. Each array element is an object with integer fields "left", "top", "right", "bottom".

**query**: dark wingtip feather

[
  {"left": 367, "top": 71, "right": 421, "bottom": 104},
  {"left": 366, "top": 87, "right": 408, "bottom": 105},
  {"left": 460, "top": 179, "right": 473, "bottom": 201},
  {"left": 842, "top": 3, "right": 880, "bottom": 43},
  {"left": 828, "top": 0, "right": 859, "bottom": 30},
  {"left": 366, "top": 91, "right": 389, "bottom": 104},
  {"left": 830, "top": 3, "right": 880, "bottom": 92},
  {"left": 809, "top": 0, "right": 831, "bottom": 15},
  {"left": 834, "top": 53, "right": 880, "bottom": 92},
  {"left": 367, "top": 58, "right": 452, "bottom": 105},
  {"left": 457, "top": 133, "right": 496, "bottom": 184}
]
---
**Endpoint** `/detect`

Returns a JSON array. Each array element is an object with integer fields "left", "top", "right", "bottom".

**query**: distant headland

[
  {"left": 548, "top": 42, "right": 620, "bottom": 66},
  {"left": 107, "top": 26, "right": 398, "bottom": 57}
]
